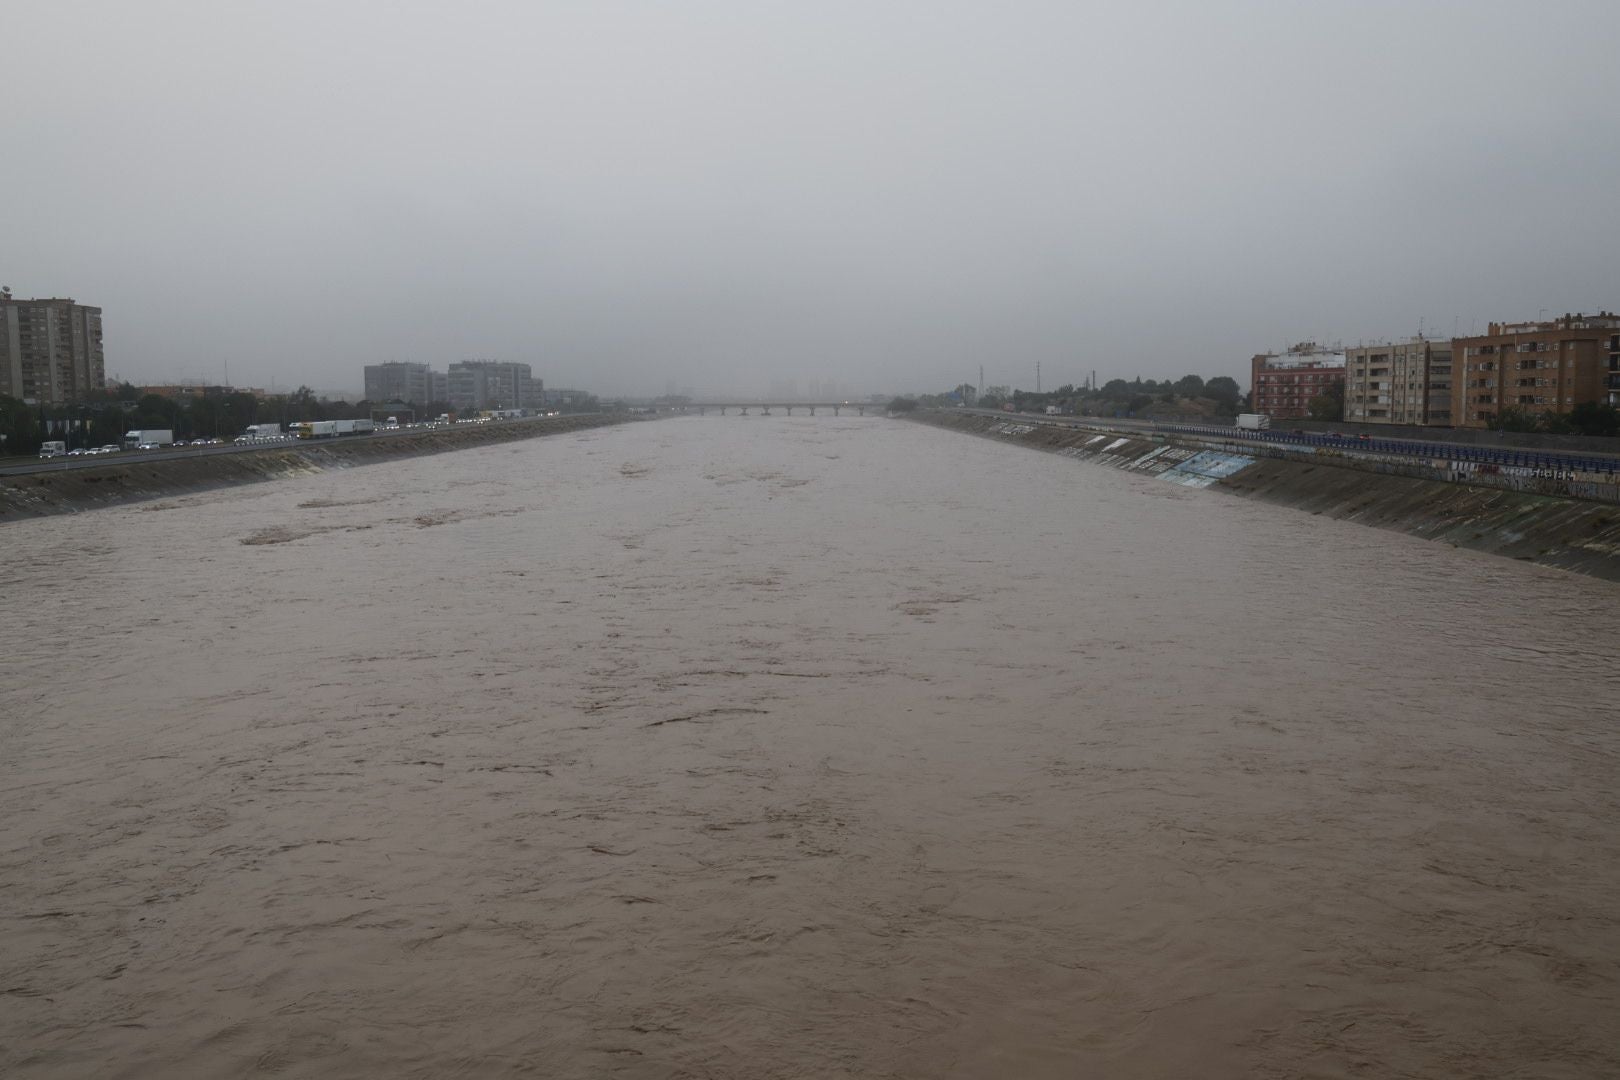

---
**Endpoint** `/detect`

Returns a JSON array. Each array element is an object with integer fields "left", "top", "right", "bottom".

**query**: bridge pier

[
  {"left": 762, "top": 407, "right": 771, "bottom": 416},
  {"left": 741, "top": 407, "right": 748, "bottom": 416},
  {"left": 785, "top": 406, "right": 792, "bottom": 416},
  {"left": 809, "top": 406, "right": 815, "bottom": 416},
  {"left": 832, "top": 405, "right": 839, "bottom": 416},
  {"left": 857, "top": 406, "right": 865, "bottom": 416}
]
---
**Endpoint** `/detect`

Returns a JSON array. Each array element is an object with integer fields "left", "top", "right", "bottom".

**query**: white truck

[
  {"left": 242, "top": 423, "right": 283, "bottom": 440},
  {"left": 332, "top": 419, "right": 375, "bottom": 436},
  {"left": 1235, "top": 413, "right": 1271, "bottom": 431},
  {"left": 292, "top": 421, "right": 338, "bottom": 438},
  {"left": 124, "top": 429, "right": 175, "bottom": 448},
  {"left": 38, "top": 440, "right": 67, "bottom": 458}
]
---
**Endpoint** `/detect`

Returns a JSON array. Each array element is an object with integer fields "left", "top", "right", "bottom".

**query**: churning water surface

[{"left": 3, "top": 416, "right": 1618, "bottom": 1079}]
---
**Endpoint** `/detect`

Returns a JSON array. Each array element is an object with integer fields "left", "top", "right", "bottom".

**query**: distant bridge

[{"left": 670, "top": 402, "right": 881, "bottom": 416}]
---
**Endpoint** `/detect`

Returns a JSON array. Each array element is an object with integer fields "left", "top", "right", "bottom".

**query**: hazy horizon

[{"left": 5, "top": 1, "right": 1618, "bottom": 398}]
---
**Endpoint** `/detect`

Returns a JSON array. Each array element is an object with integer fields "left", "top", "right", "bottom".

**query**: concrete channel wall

[
  {"left": 906, "top": 410, "right": 1620, "bottom": 581},
  {"left": 1153, "top": 423, "right": 1620, "bottom": 504},
  {"left": 0, "top": 414, "right": 637, "bottom": 522}
]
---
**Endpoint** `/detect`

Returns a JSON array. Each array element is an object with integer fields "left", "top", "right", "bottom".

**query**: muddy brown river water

[{"left": 3, "top": 416, "right": 1618, "bottom": 1078}]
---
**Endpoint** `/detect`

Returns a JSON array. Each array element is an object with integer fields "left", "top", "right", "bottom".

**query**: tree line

[
  {"left": 0, "top": 383, "right": 596, "bottom": 456},
  {"left": 1489, "top": 402, "right": 1620, "bottom": 437},
  {"left": 894, "top": 374, "right": 1247, "bottom": 418},
  {"left": 0, "top": 384, "right": 377, "bottom": 455}
]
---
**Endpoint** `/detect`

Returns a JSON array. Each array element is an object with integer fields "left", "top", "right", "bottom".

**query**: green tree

[
  {"left": 1307, "top": 382, "right": 1345, "bottom": 421},
  {"left": 286, "top": 385, "right": 320, "bottom": 423},
  {"left": 1488, "top": 407, "right": 1538, "bottom": 432},
  {"left": 88, "top": 407, "right": 128, "bottom": 447},
  {"left": 1538, "top": 411, "right": 1575, "bottom": 435},
  {"left": 887, "top": 396, "right": 920, "bottom": 412},
  {"left": 1204, "top": 376, "right": 1241, "bottom": 405},
  {"left": 0, "top": 394, "right": 42, "bottom": 455},
  {"left": 134, "top": 394, "right": 183, "bottom": 433},
  {"left": 1569, "top": 401, "right": 1620, "bottom": 437},
  {"left": 225, "top": 391, "right": 259, "bottom": 427},
  {"left": 1173, "top": 374, "right": 1205, "bottom": 398}
]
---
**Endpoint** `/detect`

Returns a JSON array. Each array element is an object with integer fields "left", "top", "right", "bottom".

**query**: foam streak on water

[{"left": 3, "top": 417, "right": 1618, "bottom": 1078}]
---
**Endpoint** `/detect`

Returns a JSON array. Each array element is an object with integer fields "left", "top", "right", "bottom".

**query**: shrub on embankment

[
  {"left": 903, "top": 409, "right": 1620, "bottom": 581},
  {"left": 0, "top": 414, "right": 637, "bottom": 521}
]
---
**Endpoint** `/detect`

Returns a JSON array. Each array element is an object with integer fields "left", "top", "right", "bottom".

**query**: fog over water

[
  {"left": 4, "top": 417, "right": 1619, "bottom": 1078},
  {"left": 5, "top": 2, "right": 1620, "bottom": 394}
]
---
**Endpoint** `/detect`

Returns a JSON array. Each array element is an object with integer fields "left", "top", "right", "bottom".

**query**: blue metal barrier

[{"left": 1148, "top": 419, "right": 1620, "bottom": 477}]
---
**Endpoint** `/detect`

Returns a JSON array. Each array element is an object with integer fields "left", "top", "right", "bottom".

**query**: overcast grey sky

[{"left": 4, "top": 0, "right": 1618, "bottom": 397}]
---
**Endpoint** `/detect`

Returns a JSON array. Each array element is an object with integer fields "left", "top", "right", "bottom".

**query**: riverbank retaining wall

[
  {"left": 906, "top": 410, "right": 1620, "bottom": 581},
  {"left": 0, "top": 414, "right": 637, "bottom": 522}
]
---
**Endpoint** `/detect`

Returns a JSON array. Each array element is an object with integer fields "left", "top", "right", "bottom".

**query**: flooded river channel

[{"left": 3, "top": 416, "right": 1618, "bottom": 1078}]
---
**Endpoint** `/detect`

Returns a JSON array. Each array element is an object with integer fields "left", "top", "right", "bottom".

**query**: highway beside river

[
  {"left": 3, "top": 414, "right": 1618, "bottom": 1079},
  {"left": 0, "top": 418, "right": 522, "bottom": 477}
]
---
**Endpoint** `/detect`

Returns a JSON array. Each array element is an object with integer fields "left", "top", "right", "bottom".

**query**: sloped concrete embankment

[
  {"left": 0, "top": 414, "right": 636, "bottom": 521},
  {"left": 906, "top": 410, "right": 1620, "bottom": 581}
]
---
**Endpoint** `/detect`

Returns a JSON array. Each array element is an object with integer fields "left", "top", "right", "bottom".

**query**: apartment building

[
  {"left": 364, "top": 361, "right": 433, "bottom": 404},
  {"left": 1425, "top": 343, "right": 1454, "bottom": 425},
  {"left": 1250, "top": 344, "right": 1346, "bottom": 419},
  {"left": 1344, "top": 338, "right": 1452, "bottom": 426},
  {"left": 1451, "top": 312, "right": 1620, "bottom": 429},
  {"left": 447, "top": 360, "right": 541, "bottom": 410},
  {"left": 0, "top": 295, "right": 105, "bottom": 403}
]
